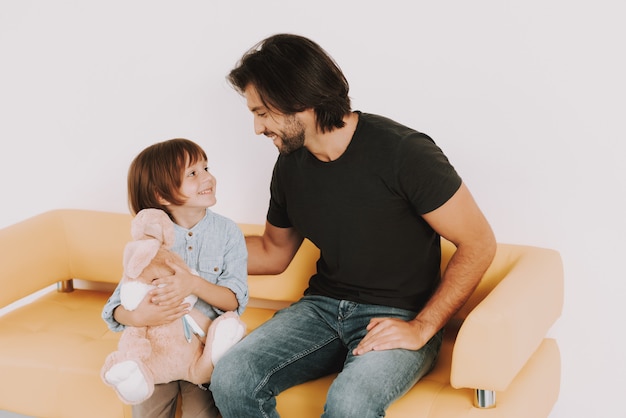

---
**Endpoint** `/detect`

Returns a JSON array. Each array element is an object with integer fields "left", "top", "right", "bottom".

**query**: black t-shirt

[{"left": 267, "top": 112, "right": 462, "bottom": 311}]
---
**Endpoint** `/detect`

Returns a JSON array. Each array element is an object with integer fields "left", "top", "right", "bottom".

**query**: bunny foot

[
  {"left": 103, "top": 360, "right": 151, "bottom": 404},
  {"left": 209, "top": 313, "right": 246, "bottom": 364}
]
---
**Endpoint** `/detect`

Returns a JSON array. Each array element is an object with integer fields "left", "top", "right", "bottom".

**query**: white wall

[{"left": 1, "top": 1, "right": 624, "bottom": 417}]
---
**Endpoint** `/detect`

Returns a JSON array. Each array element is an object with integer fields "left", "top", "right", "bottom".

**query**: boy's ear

[{"left": 156, "top": 193, "right": 171, "bottom": 206}]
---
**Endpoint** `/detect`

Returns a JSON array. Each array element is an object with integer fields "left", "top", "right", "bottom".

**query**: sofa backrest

[{"left": 3, "top": 209, "right": 560, "bottom": 324}]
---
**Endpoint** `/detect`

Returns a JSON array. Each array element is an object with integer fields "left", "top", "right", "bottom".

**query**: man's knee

[
  {"left": 324, "top": 385, "right": 385, "bottom": 418},
  {"left": 210, "top": 350, "right": 242, "bottom": 397}
]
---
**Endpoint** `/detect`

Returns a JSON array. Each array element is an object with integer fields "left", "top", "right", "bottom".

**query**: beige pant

[{"left": 132, "top": 381, "right": 220, "bottom": 418}]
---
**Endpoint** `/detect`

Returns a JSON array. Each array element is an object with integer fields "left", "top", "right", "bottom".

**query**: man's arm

[
  {"left": 354, "top": 182, "right": 496, "bottom": 354},
  {"left": 246, "top": 221, "right": 304, "bottom": 275}
]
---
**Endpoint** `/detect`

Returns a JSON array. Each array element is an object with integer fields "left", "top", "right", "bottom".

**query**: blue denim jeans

[{"left": 210, "top": 295, "right": 443, "bottom": 418}]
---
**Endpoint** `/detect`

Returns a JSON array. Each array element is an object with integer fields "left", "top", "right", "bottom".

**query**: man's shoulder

[
  {"left": 358, "top": 112, "right": 428, "bottom": 139},
  {"left": 355, "top": 112, "right": 435, "bottom": 154}
]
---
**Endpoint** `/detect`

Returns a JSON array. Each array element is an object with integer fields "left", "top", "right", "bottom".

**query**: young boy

[{"left": 103, "top": 138, "right": 248, "bottom": 418}]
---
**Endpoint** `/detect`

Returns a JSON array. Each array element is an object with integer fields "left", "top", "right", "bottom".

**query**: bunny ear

[
  {"left": 123, "top": 239, "right": 161, "bottom": 278},
  {"left": 131, "top": 208, "right": 175, "bottom": 248},
  {"left": 143, "top": 222, "right": 175, "bottom": 248}
]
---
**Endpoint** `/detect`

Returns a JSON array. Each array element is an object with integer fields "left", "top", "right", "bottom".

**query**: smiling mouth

[
  {"left": 199, "top": 188, "right": 213, "bottom": 195},
  {"left": 267, "top": 135, "right": 281, "bottom": 145}
]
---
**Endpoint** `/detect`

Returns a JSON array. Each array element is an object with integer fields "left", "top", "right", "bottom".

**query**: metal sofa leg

[
  {"left": 474, "top": 389, "right": 496, "bottom": 409},
  {"left": 57, "top": 279, "right": 74, "bottom": 292}
]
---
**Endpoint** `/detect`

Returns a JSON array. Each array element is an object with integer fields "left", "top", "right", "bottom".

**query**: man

[{"left": 210, "top": 33, "right": 496, "bottom": 418}]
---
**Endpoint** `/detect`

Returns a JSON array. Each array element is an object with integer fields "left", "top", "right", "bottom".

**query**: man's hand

[{"left": 352, "top": 317, "right": 430, "bottom": 355}]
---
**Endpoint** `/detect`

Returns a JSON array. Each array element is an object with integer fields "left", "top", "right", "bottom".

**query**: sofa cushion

[{"left": 0, "top": 290, "right": 125, "bottom": 418}]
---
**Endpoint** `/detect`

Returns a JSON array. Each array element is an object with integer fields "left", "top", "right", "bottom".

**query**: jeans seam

[{"left": 252, "top": 334, "right": 339, "bottom": 416}]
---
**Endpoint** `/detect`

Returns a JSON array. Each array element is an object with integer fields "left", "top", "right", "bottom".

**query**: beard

[{"left": 276, "top": 115, "right": 306, "bottom": 155}]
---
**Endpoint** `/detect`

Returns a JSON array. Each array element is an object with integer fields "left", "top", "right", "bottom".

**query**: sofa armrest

[
  {"left": 0, "top": 211, "right": 71, "bottom": 308},
  {"left": 450, "top": 244, "right": 564, "bottom": 391},
  {"left": 0, "top": 209, "right": 131, "bottom": 309}
]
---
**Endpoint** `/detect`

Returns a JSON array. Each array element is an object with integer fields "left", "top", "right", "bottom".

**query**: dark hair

[
  {"left": 127, "top": 138, "right": 207, "bottom": 216},
  {"left": 228, "top": 33, "right": 351, "bottom": 133}
]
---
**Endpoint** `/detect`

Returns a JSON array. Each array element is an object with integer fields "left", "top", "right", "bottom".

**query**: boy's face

[{"left": 177, "top": 158, "right": 217, "bottom": 210}]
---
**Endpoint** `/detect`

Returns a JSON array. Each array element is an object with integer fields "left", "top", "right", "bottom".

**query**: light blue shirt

[{"left": 102, "top": 209, "right": 248, "bottom": 332}]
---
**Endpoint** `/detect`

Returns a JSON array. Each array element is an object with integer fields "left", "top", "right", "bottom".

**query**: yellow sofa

[{"left": 0, "top": 209, "right": 564, "bottom": 418}]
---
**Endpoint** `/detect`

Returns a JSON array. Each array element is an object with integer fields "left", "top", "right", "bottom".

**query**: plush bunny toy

[{"left": 101, "top": 208, "right": 246, "bottom": 404}]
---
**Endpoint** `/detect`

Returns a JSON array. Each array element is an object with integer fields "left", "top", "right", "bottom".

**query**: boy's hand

[
  {"left": 150, "top": 259, "right": 198, "bottom": 306},
  {"left": 119, "top": 293, "right": 189, "bottom": 327}
]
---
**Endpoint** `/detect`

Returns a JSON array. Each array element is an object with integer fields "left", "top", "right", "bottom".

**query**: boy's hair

[
  {"left": 228, "top": 33, "right": 351, "bottom": 133},
  {"left": 127, "top": 138, "right": 207, "bottom": 216}
]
